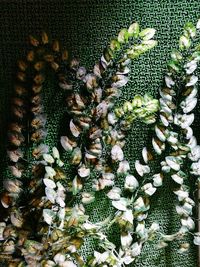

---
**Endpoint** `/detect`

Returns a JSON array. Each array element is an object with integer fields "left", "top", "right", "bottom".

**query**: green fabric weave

[{"left": 0, "top": 1, "right": 200, "bottom": 266}]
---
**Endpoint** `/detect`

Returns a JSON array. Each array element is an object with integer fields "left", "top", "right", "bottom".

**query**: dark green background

[{"left": 0, "top": 0, "right": 200, "bottom": 266}]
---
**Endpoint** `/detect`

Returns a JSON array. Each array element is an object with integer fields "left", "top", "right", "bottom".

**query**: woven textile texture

[{"left": 0, "top": 0, "right": 200, "bottom": 266}]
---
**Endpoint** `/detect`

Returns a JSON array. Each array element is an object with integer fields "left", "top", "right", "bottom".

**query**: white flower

[
  {"left": 191, "top": 159, "right": 200, "bottom": 175},
  {"left": 165, "top": 75, "right": 175, "bottom": 88},
  {"left": 171, "top": 173, "right": 183, "bottom": 185},
  {"left": 81, "top": 192, "right": 95, "bottom": 204},
  {"left": 135, "top": 160, "right": 150, "bottom": 176},
  {"left": 197, "top": 19, "right": 200, "bottom": 29},
  {"left": 153, "top": 173, "right": 163, "bottom": 187},
  {"left": 112, "top": 198, "right": 128, "bottom": 211},
  {"left": 134, "top": 197, "right": 146, "bottom": 212},
  {"left": 181, "top": 217, "right": 195, "bottom": 230},
  {"left": 78, "top": 164, "right": 90, "bottom": 178},
  {"left": 174, "top": 188, "right": 189, "bottom": 201},
  {"left": 131, "top": 242, "right": 142, "bottom": 257},
  {"left": 139, "top": 28, "right": 156, "bottom": 40},
  {"left": 185, "top": 127, "right": 193, "bottom": 139},
  {"left": 174, "top": 113, "right": 194, "bottom": 128},
  {"left": 111, "top": 145, "right": 124, "bottom": 161},
  {"left": 111, "top": 75, "right": 129, "bottom": 88},
  {"left": 194, "top": 233, "right": 200, "bottom": 245},
  {"left": 152, "top": 138, "right": 165, "bottom": 155},
  {"left": 70, "top": 120, "right": 80, "bottom": 137},
  {"left": 121, "top": 209, "right": 134, "bottom": 224},
  {"left": 62, "top": 261, "right": 77, "bottom": 267},
  {"left": 155, "top": 125, "right": 166, "bottom": 142},
  {"left": 117, "top": 160, "right": 130, "bottom": 174},
  {"left": 108, "top": 112, "right": 118, "bottom": 125},
  {"left": 43, "top": 209, "right": 55, "bottom": 225},
  {"left": 54, "top": 253, "right": 66, "bottom": 265},
  {"left": 142, "top": 183, "right": 157, "bottom": 196},
  {"left": 165, "top": 156, "right": 182, "bottom": 171},
  {"left": 180, "top": 97, "right": 197, "bottom": 113},
  {"left": 184, "top": 60, "right": 197, "bottom": 74},
  {"left": 188, "top": 136, "right": 197, "bottom": 149},
  {"left": 52, "top": 147, "right": 60, "bottom": 159},
  {"left": 136, "top": 222, "right": 148, "bottom": 239},
  {"left": 149, "top": 222, "right": 160, "bottom": 232},
  {"left": 94, "top": 251, "right": 109, "bottom": 264},
  {"left": 107, "top": 187, "right": 121, "bottom": 200},
  {"left": 121, "top": 232, "right": 133, "bottom": 248},
  {"left": 45, "top": 166, "right": 56, "bottom": 178},
  {"left": 45, "top": 187, "right": 57, "bottom": 203},
  {"left": 43, "top": 178, "right": 56, "bottom": 189},
  {"left": 188, "top": 145, "right": 200, "bottom": 161},
  {"left": 179, "top": 35, "right": 191, "bottom": 49},
  {"left": 186, "top": 75, "right": 198, "bottom": 87},
  {"left": 124, "top": 175, "right": 139, "bottom": 192}
]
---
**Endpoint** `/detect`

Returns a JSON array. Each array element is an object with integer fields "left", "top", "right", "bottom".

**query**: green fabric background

[{"left": 0, "top": 0, "right": 200, "bottom": 266}]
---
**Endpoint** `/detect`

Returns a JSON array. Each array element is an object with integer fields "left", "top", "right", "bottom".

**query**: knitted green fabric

[{"left": 0, "top": 1, "right": 200, "bottom": 266}]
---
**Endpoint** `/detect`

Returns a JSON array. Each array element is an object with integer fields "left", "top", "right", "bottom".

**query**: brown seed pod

[
  {"left": 3, "top": 179, "right": 22, "bottom": 194},
  {"left": 8, "top": 123, "right": 23, "bottom": 133},
  {"left": 7, "top": 149, "right": 23, "bottom": 163},
  {"left": 9, "top": 165, "right": 23, "bottom": 178},
  {"left": 32, "top": 144, "right": 49, "bottom": 159},
  {"left": 52, "top": 40, "right": 60, "bottom": 52},
  {"left": 18, "top": 60, "right": 28, "bottom": 72},
  {"left": 33, "top": 74, "right": 45, "bottom": 85},
  {"left": 62, "top": 50, "right": 69, "bottom": 61},
  {"left": 51, "top": 61, "right": 59, "bottom": 71},
  {"left": 31, "top": 94, "right": 42, "bottom": 105},
  {"left": 12, "top": 106, "right": 26, "bottom": 119},
  {"left": 31, "top": 105, "right": 43, "bottom": 115},
  {"left": 12, "top": 98, "right": 24, "bottom": 107},
  {"left": 17, "top": 72, "right": 26, "bottom": 82},
  {"left": 41, "top": 32, "right": 49, "bottom": 44},
  {"left": 32, "top": 84, "right": 43, "bottom": 94},
  {"left": 43, "top": 54, "right": 54, "bottom": 62},
  {"left": 15, "top": 85, "right": 27, "bottom": 96},
  {"left": 29, "top": 35, "right": 40, "bottom": 47},
  {"left": 31, "top": 129, "right": 47, "bottom": 142},
  {"left": 31, "top": 115, "right": 46, "bottom": 129},
  {"left": 34, "top": 61, "right": 45, "bottom": 71},
  {"left": 27, "top": 50, "right": 35, "bottom": 62},
  {"left": 1, "top": 192, "right": 13, "bottom": 208},
  {"left": 8, "top": 132, "right": 25, "bottom": 147}
]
